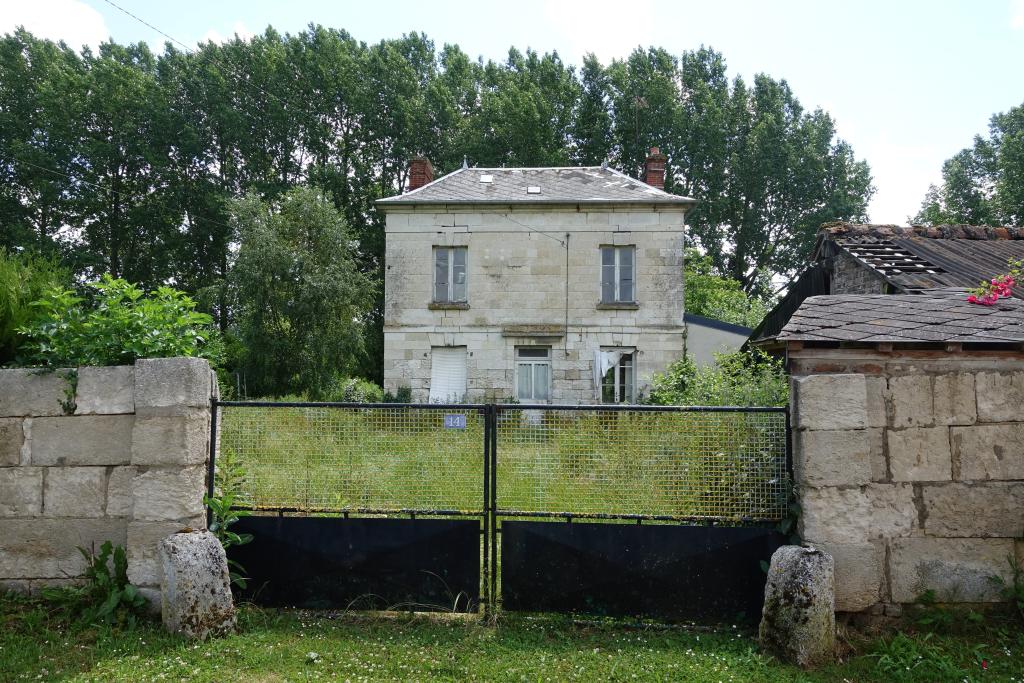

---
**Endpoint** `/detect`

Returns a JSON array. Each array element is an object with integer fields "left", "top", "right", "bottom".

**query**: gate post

[
  {"left": 481, "top": 404, "right": 491, "bottom": 615},
  {"left": 206, "top": 397, "right": 218, "bottom": 527},
  {"left": 489, "top": 404, "right": 498, "bottom": 609}
]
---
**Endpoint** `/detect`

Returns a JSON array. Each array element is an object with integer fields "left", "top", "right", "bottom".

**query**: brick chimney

[
  {"left": 643, "top": 147, "right": 667, "bottom": 190},
  {"left": 408, "top": 156, "right": 433, "bottom": 192}
]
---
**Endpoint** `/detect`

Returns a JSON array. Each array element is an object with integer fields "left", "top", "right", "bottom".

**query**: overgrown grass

[
  {"left": 2, "top": 593, "right": 1022, "bottom": 682},
  {"left": 219, "top": 405, "right": 788, "bottom": 520}
]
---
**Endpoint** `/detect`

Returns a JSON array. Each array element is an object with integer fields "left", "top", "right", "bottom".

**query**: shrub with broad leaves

[{"left": 17, "top": 274, "right": 222, "bottom": 367}]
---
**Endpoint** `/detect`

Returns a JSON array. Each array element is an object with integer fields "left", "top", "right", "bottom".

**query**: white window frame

[
  {"left": 600, "top": 245, "right": 636, "bottom": 303},
  {"left": 601, "top": 349, "right": 636, "bottom": 404},
  {"left": 516, "top": 347, "right": 552, "bottom": 402},
  {"left": 433, "top": 246, "right": 468, "bottom": 303}
]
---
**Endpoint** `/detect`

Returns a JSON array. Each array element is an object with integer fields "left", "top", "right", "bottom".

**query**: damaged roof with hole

[
  {"left": 376, "top": 167, "right": 697, "bottom": 206},
  {"left": 816, "top": 222, "right": 1024, "bottom": 295},
  {"left": 777, "top": 294, "right": 1024, "bottom": 345}
]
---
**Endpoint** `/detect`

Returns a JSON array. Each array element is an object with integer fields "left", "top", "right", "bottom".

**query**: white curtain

[{"left": 593, "top": 349, "right": 626, "bottom": 396}]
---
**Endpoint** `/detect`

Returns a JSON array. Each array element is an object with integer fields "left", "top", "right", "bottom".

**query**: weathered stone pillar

[
  {"left": 127, "top": 357, "right": 216, "bottom": 605},
  {"left": 759, "top": 545, "right": 836, "bottom": 668},
  {"left": 159, "top": 529, "right": 235, "bottom": 639}
]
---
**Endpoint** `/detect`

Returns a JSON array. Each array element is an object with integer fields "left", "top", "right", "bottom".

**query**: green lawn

[{"left": 3, "top": 594, "right": 1022, "bottom": 682}]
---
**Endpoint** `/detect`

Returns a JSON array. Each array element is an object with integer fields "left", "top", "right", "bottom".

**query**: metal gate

[
  {"left": 213, "top": 402, "right": 488, "bottom": 612},
  {"left": 211, "top": 401, "right": 789, "bottom": 621},
  {"left": 491, "top": 405, "right": 788, "bottom": 621}
]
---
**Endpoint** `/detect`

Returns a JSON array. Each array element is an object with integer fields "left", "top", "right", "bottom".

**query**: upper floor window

[
  {"left": 434, "top": 246, "right": 467, "bottom": 303},
  {"left": 601, "top": 246, "right": 635, "bottom": 303},
  {"left": 516, "top": 347, "right": 551, "bottom": 402}
]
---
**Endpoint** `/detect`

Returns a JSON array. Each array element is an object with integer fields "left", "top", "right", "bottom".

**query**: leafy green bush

[
  {"left": 40, "top": 541, "right": 148, "bottom": 626},
  {"left": 383, "top": 386, "right": 412, "bottom": 403},
  {"left": 17, "top": 274, "right": 222, "bottom": 367},
  {"left": 0, "top": 249, "right": 69, "bottom": 364},
  {"left": 324, "top": 377, "right": 385, "bottom": 403},
  {"left": 648, "top": 349, "right": 788, "bottom": 407},
  {"left": 205, "top": 493, "right": 254, "bottom": 589},
  {"left": 912, "top": 589, "right": 984, "bottom": 632}
]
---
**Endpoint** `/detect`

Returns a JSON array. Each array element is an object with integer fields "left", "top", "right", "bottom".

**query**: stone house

[
  {"left": 375, "top": 149, "right": 696, "bottom": 403},
  {"left": 750, "top": 222, "right": 1024, "bottom": 348}
]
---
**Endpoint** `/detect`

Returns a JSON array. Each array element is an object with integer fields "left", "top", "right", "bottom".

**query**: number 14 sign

[{"left": 443, "top": 413, "right": 467, "bottom": 429}]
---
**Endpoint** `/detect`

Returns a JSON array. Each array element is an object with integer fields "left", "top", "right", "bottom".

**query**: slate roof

[
  {"left": 376, "top": 166, "right": 697, "bottom": 206},
  {"left": 817, "top": 222, "right": 1024, "bottom": 295},
  {"left": 777, "top": 294, "right": 1024, "bottom": 345}
]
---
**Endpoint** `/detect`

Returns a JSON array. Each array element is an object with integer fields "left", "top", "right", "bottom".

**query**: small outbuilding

[
  {"left": 761, "top": 291, "right": 1024, "bottom": 614},
  {"left": 683, "top": 313, "right": 752, "bottom": 366},
  {"left": 749, "top": 222, "right": 1024, "bottom": 350}
]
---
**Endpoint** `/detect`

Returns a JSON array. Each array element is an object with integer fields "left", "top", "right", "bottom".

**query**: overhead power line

[{"left": 100, "top": 0, "right": 322, "bottom": 123}]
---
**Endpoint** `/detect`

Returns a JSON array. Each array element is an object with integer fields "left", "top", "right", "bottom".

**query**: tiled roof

[
  {"left": 817, "top": 222, "right": 1024, "bottom": 295},
  {"left": 376, "top": 166, "right": 696, "bottom": 206},
  {"left": 778, "top": 294, "right": 1024, "bottom": 344}
]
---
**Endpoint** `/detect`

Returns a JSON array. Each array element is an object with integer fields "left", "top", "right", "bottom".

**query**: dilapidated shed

[{"left": 749, "top": 222, "right": 1024, "bottom": 349}]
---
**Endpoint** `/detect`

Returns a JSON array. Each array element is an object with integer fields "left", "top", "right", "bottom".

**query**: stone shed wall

[
  {"left": 790, "top": 347, "right": 1024, "bottom": 613},
  {"left": 0, "top": 357, "right": 216, "bottom": 605}
]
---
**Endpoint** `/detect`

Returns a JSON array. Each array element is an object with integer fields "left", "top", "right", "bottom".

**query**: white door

[{"left": 429, "top": 346, "right": 467, "bottom": 402}]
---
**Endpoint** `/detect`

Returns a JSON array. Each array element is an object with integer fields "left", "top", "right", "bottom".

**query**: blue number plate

[{"left": 444, "top": 414, "right": 467, "bottom": 429}]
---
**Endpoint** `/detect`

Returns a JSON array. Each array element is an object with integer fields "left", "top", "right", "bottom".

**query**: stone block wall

[
  {"left": 790, "top": 348, "right": 1024, "bottom": 613},
  {"left": 0, "top": 358, "right": 216, "bottom": 605}
]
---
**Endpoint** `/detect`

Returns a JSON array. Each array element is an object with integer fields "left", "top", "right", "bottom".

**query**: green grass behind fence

[{"left": 218, "top": 406, "right": 789, "bottom": 520}]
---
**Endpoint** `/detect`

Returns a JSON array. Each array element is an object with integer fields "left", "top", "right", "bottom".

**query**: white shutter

[{"left": 429, "top": 346, "right": 467, "bottom": 402}]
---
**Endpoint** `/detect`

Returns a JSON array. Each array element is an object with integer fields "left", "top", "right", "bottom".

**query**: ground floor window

[
  {"left": 516, "top": 347, "right": 551, "bottom": 401},
  {"left": 600, "top": 350, "right": 635, "bottom": 404},
  {"left": 429, "top": 346, "right": 467, "bottom": 402}
]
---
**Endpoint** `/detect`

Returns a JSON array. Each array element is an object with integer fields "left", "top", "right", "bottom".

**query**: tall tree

[
  {"left": 467, "top": 48, "right": 580, "bottom": 167},
  {"left": 570, "top": 54, "right": 613, "bottom": 165},
  {"left": 607, "top": 47, "right": 680, "bottom": 177},
  {"left": 606, "top": 47, "right": 872, "bottom": 293},
  {"left": 228, "top": 186, "right": 375, "bottom": 398},
  {"left": 915, "top": 101, "right": 1024, "bottom": 227},
  {"left": 1, "top": 27, "right": 876, "bottom": 383},
  {"left": 0, "top": 30, "right": 83, "bottom": 256}
]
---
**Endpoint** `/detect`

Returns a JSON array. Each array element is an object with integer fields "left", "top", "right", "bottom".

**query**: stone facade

[
  {"left": 829, "top": 251, "right": 889, "bottom": 295},
  {"left": 381, "top": 206, "right": 688, "bottom": 403},
  {"left": 0, "top": 358, "right": 216, "bottom": 606},
  {"left": 790, "top": 348, "right": 1024, "bottom": 612}
]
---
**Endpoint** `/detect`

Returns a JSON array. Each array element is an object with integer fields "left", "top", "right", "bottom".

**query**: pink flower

[{"left": 968, "top": 294, "right": 978, "bottom": 303}]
